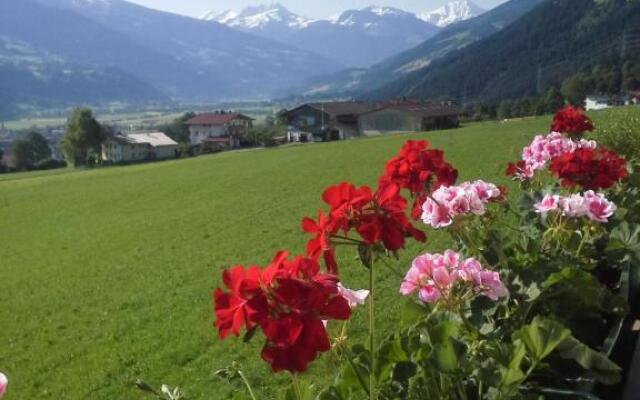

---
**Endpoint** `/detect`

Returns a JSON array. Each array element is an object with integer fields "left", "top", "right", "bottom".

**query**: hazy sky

[{"left": 126, "top": 0, "right": 508, "bottom": 19}]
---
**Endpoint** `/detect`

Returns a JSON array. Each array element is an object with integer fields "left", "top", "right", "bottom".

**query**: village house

[
  {"left": 102, "top": 132, "right": 178, "bottom": 162},
  {"left": 358, "top": 101, "right": 461, "bottom": 136},
  {"left": 185, "top": 112, "right": 254, "bottom": 150},
  {"left": 282, "top": 102, "right": 377, "bottom": 142},
  {"left": 584, "top": 94, "right": 636, "bottom": 111}
]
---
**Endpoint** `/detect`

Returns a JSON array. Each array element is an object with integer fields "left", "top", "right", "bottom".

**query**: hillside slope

[{"left": 366, "top": 0, "right": 640, "bottom": 103}]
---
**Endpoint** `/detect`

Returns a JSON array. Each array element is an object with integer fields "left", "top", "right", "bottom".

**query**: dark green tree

[
  {"left": 159, "top": 112, "right": 195, "bottom": 144},
  {"left": 61, "top": 107, "right": 105, "bottom": 167},
  {"left": 10, "top": 131, "right": 52, "bottom": 171},
  {"left": 544, "top": 87, "right": 565, "bottom": 113},
  {"left": 561, "top": 75, "right": 589, "bottom": 106},
  {"left": 25, "top": 131, "right": 51, "bottom": 162},
  {"left": 12, "top": 139, "right": 34, "bottom": 170}
]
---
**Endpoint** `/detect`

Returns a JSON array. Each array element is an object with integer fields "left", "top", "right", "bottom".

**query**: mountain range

[
  {"left": 204, "top": 1, "right": 486, "bottom": 67},
  {"left": 292, "top": 0, "right": 544, "bottom": 99},
  {"left": 2, "top": 0, "right": 636, "bottom": 120},
  {"left": 0, "top": 0, "right": 340, "bottom": 117}
]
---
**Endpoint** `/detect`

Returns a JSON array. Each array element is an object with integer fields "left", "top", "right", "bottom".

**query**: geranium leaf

[
  {"left": 557, "top": 335, "right": 622, "bottom": 385},
  {"left": 512, "top": 318, "right": 570, "bottom": 362}
]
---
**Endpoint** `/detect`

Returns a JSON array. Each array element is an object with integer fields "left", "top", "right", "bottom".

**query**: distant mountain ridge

[
  {"left": 204, "top": 3, "right": 440, "bottom": 67},
  {"left": 420, "top": 0, "right": 486, "bottom": 27},
  {"left": 0, "top": 0, "right": 344, "bottom": 117},
  {"left": 289, "top": 0, "right": 544, "bottom": 99}
]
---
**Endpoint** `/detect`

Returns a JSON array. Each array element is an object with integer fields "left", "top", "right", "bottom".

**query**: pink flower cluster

[
  {"left": 513, "top": 132, "right": 597, "bottom": 180},
  {"left": 534, "top": 191, "right": 617, "bottom": 223},
  {"left": 400, "top": 250, "right": 508, "bottom": 303},
  {"left": 421, "top": 180, "right": 502, "bottom": 228}
]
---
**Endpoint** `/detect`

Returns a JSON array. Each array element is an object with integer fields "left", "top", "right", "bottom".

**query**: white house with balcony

[{"left": 185, "top": 112, "right": 253, "bottom": 149}]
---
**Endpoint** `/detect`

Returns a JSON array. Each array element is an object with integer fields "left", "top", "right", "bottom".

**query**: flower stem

[
  {"left": 368, "top": 250, "right": 376, "bottom": 400},
  {"left": 238, "top": 371, "right": 257, "bottom": 400},
  {"left": 292, "top": 373, "right": 302, "bottom": 400}
]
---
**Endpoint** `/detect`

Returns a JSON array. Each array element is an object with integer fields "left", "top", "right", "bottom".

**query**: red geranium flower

[
  {"left": 550, "top": 106, "right": 594, "bottom": 136},
  {"left": 382, "top": 140, "right": 458, "bottom": 196},
  {"left": 213, "top": 252, "right": 351, "bottom": 373},
  {"left": 355, "top": 182, "right": 426, "bottom": 251},
  {"left": 301, "top": 211, "right": 340, "bottom": 274},
  {"left": 549, "top": 147, "right": 628, "bottom": 190}
]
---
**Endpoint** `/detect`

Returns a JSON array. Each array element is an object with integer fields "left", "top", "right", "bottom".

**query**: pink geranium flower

[
  {"left": 534, "top": 192, "right": 616, "bottom": 223},
  {"left": 534, "top": 194, "right": 560, "bottom": 213},
  {"left": 421, "top": 181, "right": 502, "bottom": 229},
  {"left": 583, "top": 191, "right": 617, "bottom": 223},
  {"left": 0, "top": 372, "right": 7, "bottom": 398},
  {"left": 400, "top": 251, "right": 508, "bottom": 305}
]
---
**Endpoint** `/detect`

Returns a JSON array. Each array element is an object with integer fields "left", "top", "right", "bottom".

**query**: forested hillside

[{"left": 365, "top": 0, "right": 640, "bottom": 106}]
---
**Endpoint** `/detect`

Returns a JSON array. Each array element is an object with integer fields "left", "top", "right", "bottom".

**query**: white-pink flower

[
  {"left": 534, "top": 192, "right": 616, "bottom": 223},
  {"left": 337, "top": 283, "right": 370, "bottom": 309},
  {"left": 0, "top": 372, "right": 7, "bottom": 398},
  {"left": 583, "top": 191, "right": 617, "bottom": 223},
  {"left": 534, "top": 194, "right": 560, "bottom": 213}
]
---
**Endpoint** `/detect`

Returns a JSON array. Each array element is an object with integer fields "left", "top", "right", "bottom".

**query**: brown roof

[
  {"left": 186, "top": 113, "right": 253, "bottom": 126},
  {"left": 289, "top": 102, "right": 377, "bottom": 117},
  {"left": 363, "top": 102, "right": 461, "bottom": 118}
]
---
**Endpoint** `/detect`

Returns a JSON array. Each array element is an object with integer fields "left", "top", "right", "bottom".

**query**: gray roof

[
  {"left": 291, "top": 102, "right": 378, "bottom": 117},
  {"left": 363, "top": 102, "right": 461, "bottom": 118}
]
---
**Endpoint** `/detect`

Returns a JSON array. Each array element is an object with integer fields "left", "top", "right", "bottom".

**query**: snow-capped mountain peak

[
  {"left": 419, "top": 0, "right": 485, "bottom": 28},
  {"left": 334, "top": 6, "right": 417, "bottom": 27},
  {"left": 204, "top": 3, "right": 313, "bottom": 30}
]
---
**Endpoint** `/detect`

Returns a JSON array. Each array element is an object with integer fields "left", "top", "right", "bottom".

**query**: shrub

[
  {"left": 33, "top": 158, "right": 67, "bottom": 171},
  {"left": 594, "top": 108, "right": 640, "bottom": 160}
]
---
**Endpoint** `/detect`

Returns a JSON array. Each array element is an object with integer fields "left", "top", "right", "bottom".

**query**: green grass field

[{"left": 0, "top": 109, "right": 635, "bottom": 399}]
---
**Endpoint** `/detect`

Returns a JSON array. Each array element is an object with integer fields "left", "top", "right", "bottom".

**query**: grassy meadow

[{"left": 0, "top": 109, "right": 635, "bottom": 399}]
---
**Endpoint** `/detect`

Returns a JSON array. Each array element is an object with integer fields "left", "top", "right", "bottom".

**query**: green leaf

[
  {"left": 607, "top": 222, "right": 640, "bottom": 263},
  {"left": 499, "top": 342, "right": 527, "bottom": 394},
  {"left": 401, "top": 298, "right": 430, "bottom": 327},
  {"left": 428, "top": 320, "right": 466, "bottom": 373},
  {"left": 557, "top": 336, "right": 622, "bottom": 385},
  {"left": 512, "top": 318, "right": 571, "bottom": 362},
  {"left": 376, "top": 335, "right": 408, "bottom": 382}
]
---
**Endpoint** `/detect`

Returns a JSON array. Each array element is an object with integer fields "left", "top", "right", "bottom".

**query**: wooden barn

[
  {"left": 282, "top": 102, "right": 377, "bottom": 142},
  {"left": 358, "top": 102, "right": 461, "bottom": 136}
]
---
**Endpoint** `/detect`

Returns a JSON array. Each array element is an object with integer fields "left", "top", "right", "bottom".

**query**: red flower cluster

[
  {"left": 550, "top": 106, "right": 594, "bottom": 136},
  {"left": 213, "top": 251, "right": 351, "bottom": 372},
  {"left": 549, "top": 147, "right": 628, "bottom": 190},
  {"left": 302, "top": 181, "right": 427, "bottom": 271},
  {"left": 214, "top": 139, "right": 454, "bottom": 374},
  {"left": 380, "top": 140, "right": 458, "bottom": 219}
]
